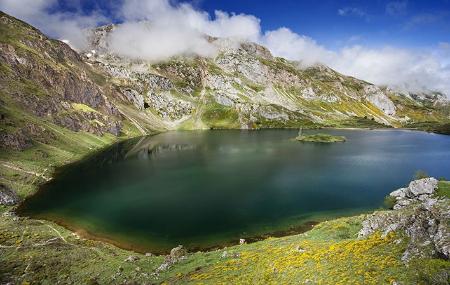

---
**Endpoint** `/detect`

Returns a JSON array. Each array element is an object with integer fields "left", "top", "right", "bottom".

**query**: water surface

[{"left": 20, "top": 129, "right": 450, "bottom": 253}]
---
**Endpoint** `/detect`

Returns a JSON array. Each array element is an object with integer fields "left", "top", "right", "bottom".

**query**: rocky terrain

[
  {"left": 83, "top": 23, "right": 449, "bottom": 131},
  {"left": 360, "top": 178, "right": 449, "bottom": 262}
]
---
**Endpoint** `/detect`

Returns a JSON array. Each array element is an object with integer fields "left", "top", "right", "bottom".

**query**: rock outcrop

[
  {"left": 156, "top": 245, "right": 188, "bottom": 273},
  {"left": 359, "top": 178, "right": 449, "bottom": 262},
  {"left": 389, "top": 177, "right": 439, "bottom": 210},
  {"left": 0, "top": 11, "right": 123, "bottom": 149}
]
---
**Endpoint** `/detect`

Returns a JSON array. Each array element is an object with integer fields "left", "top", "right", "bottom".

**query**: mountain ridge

[{"left": 81, "top": 22, "right": 448, "bottom": 131}]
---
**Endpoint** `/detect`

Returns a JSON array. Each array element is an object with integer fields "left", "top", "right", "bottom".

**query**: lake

[{"left": 19, "top": 129, "right": 450, "bottom": 253}]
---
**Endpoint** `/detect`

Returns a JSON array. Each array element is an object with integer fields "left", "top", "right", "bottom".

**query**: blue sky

[
  {"left": 0, "top": 0, "right": 449, "bottom": 94},
  {"left": 50, "top": 0, "right": 450, "bottom": 50},
  {"left": 197, "top": 0, "right": 450, "bottom": 49}
]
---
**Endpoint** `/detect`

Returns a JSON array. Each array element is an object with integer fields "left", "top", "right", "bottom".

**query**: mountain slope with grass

[{"left": 83, "top": 24, "right": 449, "bottom": 131}]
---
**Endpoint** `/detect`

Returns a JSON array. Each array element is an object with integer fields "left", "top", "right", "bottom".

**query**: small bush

[
  {"left": 383, "top": 195, "right": 397, "bottom": 209},
  {"left": 414, "top": 170, "right": 429, "bottom": 180}
]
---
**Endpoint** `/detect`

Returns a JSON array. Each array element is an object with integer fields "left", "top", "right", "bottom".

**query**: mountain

[
  {"left": 1, "top": 11, "right": 448, "bottom": 156},
  {"left": 83, "top": 23, "right": 449, "bottom": 131}
]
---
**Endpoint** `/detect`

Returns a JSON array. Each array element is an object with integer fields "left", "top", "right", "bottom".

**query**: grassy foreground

[{"left": 1, "top": 207, "right": 448, "bottom": 284}]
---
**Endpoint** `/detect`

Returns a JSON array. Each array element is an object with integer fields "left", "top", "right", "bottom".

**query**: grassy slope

[{"left": 2, "top": 209, "right": 449, "bottom": 284}]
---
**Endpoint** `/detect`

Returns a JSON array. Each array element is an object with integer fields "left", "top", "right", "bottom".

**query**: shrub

[
  {"left": 383, "top": 195, "right": 396, "bottom": 209},
  {"left": 414, "top": 170, "right": 429, "bottom": 180}
]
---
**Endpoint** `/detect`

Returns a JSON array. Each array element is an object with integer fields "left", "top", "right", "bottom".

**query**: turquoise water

[{"left": 20, "top": 129, "right": 450, "bottom": 253}]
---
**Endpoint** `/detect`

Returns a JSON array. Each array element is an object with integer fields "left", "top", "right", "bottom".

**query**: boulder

[
  {"left": 407, "top": 177, "right": 438, "bottom": 196},
  {"left": 0, "top": 184, "right": 20, "bottom": 205},
  {"left": 390, "top": 178, "right": 438, "bottom": 210},
  {"left": 170, "top": 245, "right": 187, "bottom": 260}
]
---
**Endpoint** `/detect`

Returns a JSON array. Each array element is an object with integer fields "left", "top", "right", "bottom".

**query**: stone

[
  {"left": 124, "top": 255, "right": 139, "bottom": 262},
  {"left": 0, "top": 184, "right": 20, "bottom": 205},
  {"left": 170, "top": 245, "right": 187, "bottom": 260},
  {"left": 407, "top": 178, "right": 438, "bottom": 196},
  {"left": 390, "top": 188, "right": 407, "bottom": 199}
]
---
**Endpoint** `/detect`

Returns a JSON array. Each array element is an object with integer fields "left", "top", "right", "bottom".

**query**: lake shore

[{"left": 1, "top": 128, "right": 449, "bottom": 284}]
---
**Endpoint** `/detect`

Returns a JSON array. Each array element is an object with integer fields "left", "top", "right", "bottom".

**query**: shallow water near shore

[{"left": 19, "top": 129, "right": 450, "bottom": 253}]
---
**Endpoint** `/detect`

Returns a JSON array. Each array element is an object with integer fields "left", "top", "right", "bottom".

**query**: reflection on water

[{"left": 19, "top": 129, "right": 450, "bottom": 253}]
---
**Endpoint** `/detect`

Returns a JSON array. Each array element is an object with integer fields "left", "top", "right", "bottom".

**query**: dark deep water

[{"left": 19, "top": 129, "right": 450, "bottom": 253}]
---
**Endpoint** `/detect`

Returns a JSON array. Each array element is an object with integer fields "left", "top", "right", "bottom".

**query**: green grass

[
  {"left": 296, "top": 133, "right": 346, "bottom": 143},
  {"left": 3, "top": 209, "right": 447, "bottom": 285},
  {"left": 404, "top": 121, "right": 450, "bottom": 135},
  {"left": 330, "top": 116, "right": 390, "bottom": 129},
  {"left": 383, "top": 195, "right": 397, "bottom": 209},
  {"left": 201, "top": 103, "right": 240, "bottom": 129},
  {"left": 436, "top": 181, "right": 450, "bottom": 199},
  {"left": 71, "top": 103, "right": 99, "bottom": 113}
]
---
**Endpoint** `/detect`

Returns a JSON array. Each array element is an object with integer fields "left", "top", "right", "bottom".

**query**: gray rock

[
  {"left": 0, "top": 184, "right": 20, "bottom": 205},
  {"left": 390, "top": 188, "right": 407, "bottom": 199},
  {"left": 407, "top": 177, "right": 438, "bottom": 196},
  {"left": 390, "top": 178, "right": 439, "bottom": 210},
  {"left": 124, "top": 255, "right": 140, "bottom": 262},
  {"left": 170, "top": 245, "right": 187, "bottom": 260}
]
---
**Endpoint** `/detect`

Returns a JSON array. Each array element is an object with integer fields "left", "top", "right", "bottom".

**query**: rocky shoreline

[{"left": 359, "top": 178, "right": 449, "bottom": 262}]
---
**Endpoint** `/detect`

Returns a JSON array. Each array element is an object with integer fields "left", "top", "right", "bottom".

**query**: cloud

[
  {"left": 386, "top": 1, "right": 408, "bottom": 16},
  {"left": 261, "top": 30, "right": 450, "bottom": 95},
  {"left": 106, "top": 0, "right": 261, "bottom": 61},
  {"left": 1, "top": 0, "right": 449, "bottom": 96},
  {"left": 337, "top": 7, "right": 367, "bottom": 18},
  {"left": 0, "top": 0, "right": 107, "bottom": 49},
  {"left": 261, "top": 28, "right": 334, "bottom": 66}
]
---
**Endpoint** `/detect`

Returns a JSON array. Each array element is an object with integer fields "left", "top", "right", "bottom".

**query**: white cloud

[
  {"left": 261, "top": 30, "right": 450, "bottom": 95},
  {"left": 261, "top": 28, "right": 334, "bottom": 67},
  {"left": 0, "top": 0, "right": 449, "bottom": 96},
  {"left": 0, "top": 0, "right": 107, "bottom": 49},
  {"left": 105, "top": 0, "right": 261, "bottom": 61}
]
